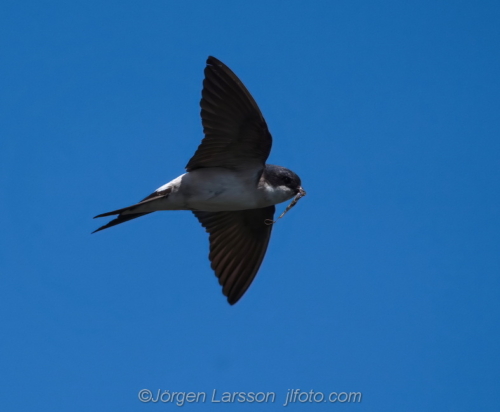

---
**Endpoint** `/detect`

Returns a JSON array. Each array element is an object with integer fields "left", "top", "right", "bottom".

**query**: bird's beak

[{"left": 298, "top": 187, "right": 306, "bottom": 197}]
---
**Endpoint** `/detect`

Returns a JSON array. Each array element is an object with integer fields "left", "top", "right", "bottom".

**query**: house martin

[{"left": 93, "top": 56, "right": 305, "bottom": 304}]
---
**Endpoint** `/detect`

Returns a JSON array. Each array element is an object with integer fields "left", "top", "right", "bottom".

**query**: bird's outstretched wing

[
  {"left": 193, "top": 205, "right": 275, "bottom": 304},
  {"left": 186, "top": 56, "right": 272, "bottom": 173}
]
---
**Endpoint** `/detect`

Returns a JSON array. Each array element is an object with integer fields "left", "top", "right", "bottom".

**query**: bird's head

[{"left": 263, "top": 164, "right": 305, "bottom": 203}]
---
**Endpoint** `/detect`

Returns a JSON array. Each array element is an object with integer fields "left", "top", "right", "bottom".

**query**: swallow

[{"left": 93, "top": 56, "right": 305, "bottom": 304}]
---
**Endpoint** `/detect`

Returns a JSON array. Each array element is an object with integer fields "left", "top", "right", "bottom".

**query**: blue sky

[{"left": 1, "top": 1, "right": 499, "bottom": 411}]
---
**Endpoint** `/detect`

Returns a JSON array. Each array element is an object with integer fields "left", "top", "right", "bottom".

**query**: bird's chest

[{"left": 181, "top": 170, "right": 264, "bottom": 211}]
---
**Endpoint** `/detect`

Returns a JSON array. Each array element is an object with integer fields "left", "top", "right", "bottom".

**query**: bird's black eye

[{"left": 283, "top": 176, "right": 292, "bottom": 185}]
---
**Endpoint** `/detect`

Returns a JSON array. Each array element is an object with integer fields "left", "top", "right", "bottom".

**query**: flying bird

[{"left": 93, "top": 56, "right": 305, "bottom": 304}]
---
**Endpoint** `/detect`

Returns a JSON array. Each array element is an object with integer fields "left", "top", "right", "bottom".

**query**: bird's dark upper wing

[
  {"left": 193, "top": 205, "right": 275, "bottom": 305},
  {"left": 186, "top": 56, "right": 272, "bottom": 172}
]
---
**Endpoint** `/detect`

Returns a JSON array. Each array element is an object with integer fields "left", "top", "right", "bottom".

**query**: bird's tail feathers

[
  {"left": 92, "top": 212, "right": 152, "bottom": 233},
  {"left": 92, "top": 189, "right": 171, "bottom": 233}
]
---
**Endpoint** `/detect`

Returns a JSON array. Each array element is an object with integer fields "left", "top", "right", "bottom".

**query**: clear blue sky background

[{"left": 1, "top": 1, "right": 499, "bottom": 411}]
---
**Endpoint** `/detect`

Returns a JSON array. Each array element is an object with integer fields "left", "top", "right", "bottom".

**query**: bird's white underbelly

[{"left": 154, "top": 169, "right": 267, "bottom": 212}]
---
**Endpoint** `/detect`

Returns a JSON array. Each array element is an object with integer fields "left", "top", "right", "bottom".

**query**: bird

[{"left": 93, "top": 56, "right": 305, "bottom": 305}]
